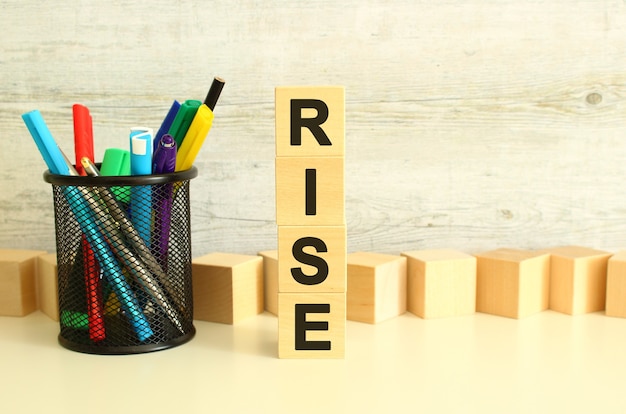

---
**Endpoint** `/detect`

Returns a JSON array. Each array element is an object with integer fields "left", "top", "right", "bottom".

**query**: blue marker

[
  {"left": 22, "top": 110, "right": 70, "bottom": 175},
  {"left": 129, "top": 127, "right": 153, "bottom": 245},
  {"left": 153, "top": 100, "right": 181, "bottom": 153}
]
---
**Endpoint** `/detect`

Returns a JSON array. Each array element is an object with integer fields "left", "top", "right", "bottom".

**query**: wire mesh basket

[{"left": 44, "top": 166, "right": 197, "bottom": 354}]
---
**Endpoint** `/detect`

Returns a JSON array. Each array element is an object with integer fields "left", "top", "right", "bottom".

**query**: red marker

[
  {"left": 72, "top": 104, "right": 105, "bottom": 342},
  {"left": 73, "top": 104, "right": 94, "bottom": 176}
]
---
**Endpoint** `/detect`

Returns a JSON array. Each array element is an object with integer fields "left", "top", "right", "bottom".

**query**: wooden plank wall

[{"left": 1, "top": 1, "right": 626, "bottom": 256}]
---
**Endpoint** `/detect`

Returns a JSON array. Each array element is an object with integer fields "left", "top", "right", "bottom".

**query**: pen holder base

[{"left": 45, "top": 166, "right": 198, "bottom": 355}]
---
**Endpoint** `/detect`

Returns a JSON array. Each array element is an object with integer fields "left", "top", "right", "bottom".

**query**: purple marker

[{"left": 152, "top": 134, "right": 177, "bottom": 268}]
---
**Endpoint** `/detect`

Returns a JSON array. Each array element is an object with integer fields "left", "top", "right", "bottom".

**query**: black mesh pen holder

[{"left": 44, "top": 166, "right": 198, "bottom": 355}]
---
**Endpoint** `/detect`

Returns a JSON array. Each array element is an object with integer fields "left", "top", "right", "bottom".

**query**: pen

[
  {"left": 72, "top": 104, "right": 105, "bottom": 342},
  {"left": 152, "top": 134, "right": 177, "bottom": 175},
  {"left": 151, "top": 134, "right": 177, "bottom": 268},
  {"left": 153, "top": 100, "right": 181, "bottom": 153},
  {"left": 168, "top": 99, "right": 201, "bottom": 148},
  {"left": 82, "top": 157, "right": 185, "bottom": 314},
  {"left": 203, "top": 77, "right": 225, "bottom": 111},
  {"left": 22, "top": 110, "right": 153, "bottom": 341}
]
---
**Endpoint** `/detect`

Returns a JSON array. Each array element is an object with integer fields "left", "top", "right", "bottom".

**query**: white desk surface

[{"left": 1, "top": 310, "right": 625, "bottom": 414}]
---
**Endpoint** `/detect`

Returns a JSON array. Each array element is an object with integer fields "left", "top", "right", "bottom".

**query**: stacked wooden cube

[{"left": 275, "top": 86, "right": 346, "bottom": 358}]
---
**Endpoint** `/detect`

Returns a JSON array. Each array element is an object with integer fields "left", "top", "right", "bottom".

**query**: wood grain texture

[
  {"left": 191, "top": 252, "right": 264, "bottom": 324},
  {"left": 606, "top": 250, "right": 626, "bottom": 318},
  {"left": 3, "top": 1, "right": 626, "bottom": 257},
  {"left": 402, "top": 249, "right": 476, "bottom": 319},
  {"left": 475, "top": 249, "right": 550, "bottom": 319},
  {"left": 544, "top": 245, "right": 612, "bottom": 315}
]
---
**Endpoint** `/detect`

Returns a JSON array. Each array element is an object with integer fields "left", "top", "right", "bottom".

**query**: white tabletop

[{"left": 1, "top": 310, "right": 625, "bottom": 414}]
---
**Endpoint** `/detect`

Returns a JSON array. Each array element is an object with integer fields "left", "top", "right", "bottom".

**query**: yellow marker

[
  {"left": 104, "top": 291, "right": 121, "bottom": 315},
  {"left": 175, "top": 104, "right": 214, "bottom": 171}
]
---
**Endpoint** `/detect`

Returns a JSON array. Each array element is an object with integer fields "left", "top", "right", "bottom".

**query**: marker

[
  {"left": 72, "top": 104, "right": 94, "bottom": 176},
  {"left": 175, "top": 104, "right": 214, "bottom": 172},
  {"left": 21, "top": 110, "right": 69, "bottom": 176},
  {"left": 130, "top": 127, "right": 153, "bottom": 175},
  {"left": 153, "top": 100, "right": 181, "bottom": 153},
  {"left": 129, "top": 128, "right": 153, "bottom": 245},
  {"left": 61, "top": 310, "right": 89, "bottom": 330},
  {"left": 100, "top": 148, "right": 131, "bottom": 203},
  {"left": 72, "top": 104, "right": 105, "bottom": 342},
  {"left": 168, "top": 99, "right": 201, "bottom": 148}
]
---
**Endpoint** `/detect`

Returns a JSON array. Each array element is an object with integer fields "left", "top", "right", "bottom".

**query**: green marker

[
  {"left": 61, "top": 310, "right": 89, "bottom": 330},
  {"left": 168, "top": 99, "right": 201, "bottom": 148},
  {"left": 100, "top": 148, "right": 131, "bottom": 203}
]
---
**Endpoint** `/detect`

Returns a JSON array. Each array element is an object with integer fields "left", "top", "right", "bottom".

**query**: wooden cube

[
  {"left": 278, "top": 292, "right": 345, "bottom": 359},
  {"left": 275, "top": 86, "right": 345, "bottom": 157},
  {"left": 475, "top": 248, "right": 550, "bottom": 319},
  {"left": 346, "top": 252, "right": 407, "bottom": 323},
  {"left": 402, "top": 249, "right": 477, "bottom": 319},
  {"left": 0, "top": 249, "right": 47, "bottom": 316},
  {"left": 36, "top": 253, "right": 59, "bottom": 321},
  {"left": 192, "top": 252, "right": 263, "bottom": 324},
  {"left": 606, "top": 250, "right": 626, "bottom": 318},
  {"left": 276, "top": 156, "right": 344, "bottom": 226},
  {"left": 546, "top": 246, "right": 612, "bottom": 315},
  {"left": 258, "top": 250, "right": 278, "bottom": 315},
  {"left": 278, "top": 225, "right": 346, "bottom": 293}
]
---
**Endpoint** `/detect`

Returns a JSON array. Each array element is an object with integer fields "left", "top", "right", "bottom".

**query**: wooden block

[
  {"left": 545, "top": 246, "right": 612, "bottom": 315},
  {"left": 278, "top": 292, "right": 345, "bottom": 359},
  {"left": 346, "top": 252, "right": 407, "bottom": 323},
  {"left": 278, "top": 225, "right": 346, "bottom": 293},
  {"left": 402, "top": 249, "right": 477, "bottom": 319},
  {"left": 475, "top": 248, "right": 550, "bottom": 319},
  {"left": 36, "top": 253, "right": 59, "bottom": 321},
  {"left": 0, "top": 249, "right": 47, "bottom": 316},
  {"left": 192, "top": 252, "right": 263, "bottom": 324},
  {"left": 276, "top": 156, "right": 344, "bottom": 226},
  {"left": 275, "top": 86, "right": 345, "bottom": 157},
  {"left": 606, "top": 251, "right": 626, "bottom": 318},
  {"left": 258, "top": 250, "right": 278, "bottom": 315}
]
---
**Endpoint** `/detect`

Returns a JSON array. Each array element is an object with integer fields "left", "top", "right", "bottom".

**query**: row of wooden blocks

[
  {"left": 256, "top": 245, "right": 626, "bottom": 322},
  {"left": 4, "top": 245, "right": 626, "bottom": 322}
]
